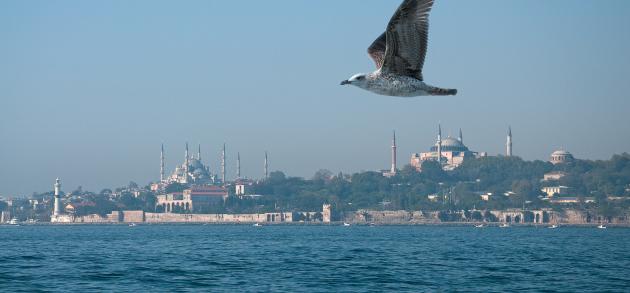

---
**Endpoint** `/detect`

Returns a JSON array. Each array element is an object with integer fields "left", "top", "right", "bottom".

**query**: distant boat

[
  {"left": 8, "top": 218, "right": 19, "bottom": 225},
  {"left": 343, "top": 222, "right": 351, "bottom": 226},
  {"left": 499, "top": 223, "right": 509, "bottom": 228},
  {"left": 474, "top": 224, "right": 485, "bottom": 228},
  {"left": 597, "top": 224, "right": 607, "bottom": 229},
  {"left": 369, "top": 222, "right": 377, "bottom": 227},
  {"left": 548, "top": 225, "right": 558, "bottom": 229},
  {"left": 128, "top": 223, "right": 137, "bottom": 227},
  {"left": 253, "top": 223, "right": 262, "bottom": 227}
]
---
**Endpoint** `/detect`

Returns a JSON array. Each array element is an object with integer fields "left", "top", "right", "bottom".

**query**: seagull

[{"left": 341, "top": 0, "right": 457, "bottom": 97}]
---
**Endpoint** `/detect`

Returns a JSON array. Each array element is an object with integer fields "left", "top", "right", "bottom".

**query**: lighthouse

[{"left": 53, "top": 178, "right": 63, "bottom": 216}]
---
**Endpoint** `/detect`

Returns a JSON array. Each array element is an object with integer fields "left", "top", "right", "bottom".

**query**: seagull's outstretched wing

[
  {"left": 381, "top": 0, "right": 434, "bottom": 81},
  {"left": 367, "top": 32, "right": 386, "bottom": 69}
]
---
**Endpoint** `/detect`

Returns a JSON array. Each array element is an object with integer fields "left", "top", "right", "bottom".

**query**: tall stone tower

[
  {"left": 221, "top": 143, "right": 226, "bottom": 183},
  {"left": 458, "top": 128, "right": 463, "bottom": 144},
  {"left": 197, "top": 144, "right": 202, "bottom": 160},
  {"left": 390, "top": 130, "right": 397, "bottom": 174},
  {"left": 264, "top": 151, "right": 269, "bottom": 179},
  {"left": 322, "top": 204, "right": 332, "bottom": 223},
  {"left": 236, "top": 152, "right": 241, "bottom": 179},
  {"left": 53, "top": 178, "right": 63, "bottom": 216},
  {"left": 507, "top": 126, "right": 513, "bottom": 157},
  {"left": 160, "top": 144, "right": 165, "bottom": 182}
]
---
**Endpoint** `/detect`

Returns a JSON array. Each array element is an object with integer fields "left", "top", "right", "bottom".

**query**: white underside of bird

[
  {"left": 341, "top": 0, "right": 457, "bottom": 97},
  {"left": 343, "top": 70, "right": 454, "bottom": 97}
]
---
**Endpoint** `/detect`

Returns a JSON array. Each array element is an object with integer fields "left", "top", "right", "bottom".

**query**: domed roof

[
  {"left": 441, "top": 137, "right": 465, "bottom": 148},
  {"left": 188, "top": 159, "right": 205, "bottom": 170},
  {"left": 430, "top": 136, "right": 469, "bottom": 152},
  {"left": 551, "top": 150, "right": 572, "bottom": 156}
]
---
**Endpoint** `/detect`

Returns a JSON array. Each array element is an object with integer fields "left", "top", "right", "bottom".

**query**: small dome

[{"left": 550, "top": 149, "right": 574, "bottom": 164}]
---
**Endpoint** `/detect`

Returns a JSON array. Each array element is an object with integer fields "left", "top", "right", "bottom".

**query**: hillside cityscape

[{"left": 2, "top": 126, "right": 629, "bottom": 225}]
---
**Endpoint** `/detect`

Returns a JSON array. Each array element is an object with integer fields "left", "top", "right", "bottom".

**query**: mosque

[
  {"left": 160, "top": 143, "right": 217, "bottom": 186},
  {"left": 410, "top": 125, "right": 512, "bottom": 171}
]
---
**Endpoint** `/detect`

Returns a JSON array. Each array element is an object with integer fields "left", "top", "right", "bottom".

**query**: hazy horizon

[{"left": 2, "top": 0, "right": 630, "bottom": 196}]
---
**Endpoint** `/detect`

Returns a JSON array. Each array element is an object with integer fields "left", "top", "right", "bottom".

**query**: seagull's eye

[{"left": 357, "top": 76, "right": 365, "bottom": 80}]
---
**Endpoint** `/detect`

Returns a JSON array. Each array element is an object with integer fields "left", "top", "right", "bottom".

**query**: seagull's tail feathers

[{"left": 430, "top": 87, "right": 458, "bottom": 96}]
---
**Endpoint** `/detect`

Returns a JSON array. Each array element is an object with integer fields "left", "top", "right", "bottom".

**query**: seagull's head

[{"left": 341, "top": 73, "right": 368, "bottom": 87}]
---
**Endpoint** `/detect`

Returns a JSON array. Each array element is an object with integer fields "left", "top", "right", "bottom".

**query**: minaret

[
  {"left": 197, "top": 144, "right": 201, "bottom": 160},
  {"left": 221, "top": 143, "right": 226, "bottom": 183},
  {"left": 390, "top": 130, "right": 397, "bottom": 174},
  {"left": 507, "top": 126, "right": 513, "bottom": 157},
  {"left": 184, "top": 142, "right": 189, "bottom": 182},
  {"left": 53, "top": 178, "right": 62, "bottom": 216},
  {"left": 236, "top": 152, "right": 241, "bottom": 179},
  {"left": 437, "top": 124, "right": 442, "bottom": 163},
  {"left": 160, "top": 144, "right": 165, "bottom": 182},
  {"left": 264, "top": 151, "right": 269, "bottom": 179},
  {"left": 458, "top": 128, "right": 463, "bottom": 144}
]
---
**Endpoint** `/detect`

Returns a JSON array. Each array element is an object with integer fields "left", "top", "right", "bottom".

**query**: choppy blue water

[{"left": 1, "top": 225, "right": 629, "bottom": 292}]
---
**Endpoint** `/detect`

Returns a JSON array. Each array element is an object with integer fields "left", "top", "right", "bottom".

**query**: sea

[{"left": 1, "top": 224, "right": 629, "bottom": 292}]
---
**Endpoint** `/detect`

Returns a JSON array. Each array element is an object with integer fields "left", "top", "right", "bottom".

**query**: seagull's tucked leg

[{"left": 428, "top": 86, "right": 458, "bottom": 96}]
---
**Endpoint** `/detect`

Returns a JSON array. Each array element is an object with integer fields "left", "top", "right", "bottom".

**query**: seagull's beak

[{"left": 340, "top": 80, "right": 350, "bottom": 85}]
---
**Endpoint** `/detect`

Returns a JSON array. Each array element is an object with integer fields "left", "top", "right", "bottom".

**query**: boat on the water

[
  {"left": 253, "top": 223, "right": 262, "bottom": 227},
  {"left": 474, "top": 224, "right": 485, "bottom": 228},
  {"left": 499, "top": 223, "right": 509, "bottom": 228},
  {"left": 129, "top": 223, "right": 137, "bottom": 227},
  {"left": 343, "top": 222, "right": 351, "bottom": 226},
  {"left": 548, "top": 225, "right": 558, "bottom": 229},
  {"left": 597, "top": 224, "right": 607, "bottom": 229},
  {"left": 8, "top": 218, "right": 19, "bottom": 225}
]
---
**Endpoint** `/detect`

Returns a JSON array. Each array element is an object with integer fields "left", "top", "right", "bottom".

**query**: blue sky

[{"left": 1, "top": 1, "right": 630, "bottom": 196}]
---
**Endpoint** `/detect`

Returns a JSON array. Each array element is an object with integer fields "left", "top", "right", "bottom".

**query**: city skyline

[
  {"left": 2, "top": 1, "right": 630, "bottom": 195},
  {"left": 0, "top": 125, "right": 604, "bottom": 197}
]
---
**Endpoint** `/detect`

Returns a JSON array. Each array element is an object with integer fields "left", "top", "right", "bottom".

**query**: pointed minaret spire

[
  {"left": 458, "top": 128, "right": 463, "bottom": 144},
  {"left": 197, "top": 144, "right": 201, "bottom": 160},
  {"left": 236, "top": 152, "right": 241, "bottom": 179},
  {"left": 437, "top": 123, "right": 442, "bottom": 163},
  {"left": 507, "top": 126, "right": 513, "bottom": 157},
  {"left": 221, "top": 143, "right": 226, "bottom": 183},
  {"left": 184, "top": 142, "right": 189, "bottom": 182},
  {"left": 264, "top": 151, "right": 269, "bottom": 180},
  {"left": 185, "top": 142, "right": 189, "bottom": 161},
  {"left": 160, "top": 144, "right": 165, "bottom": 182},
  {"left": 391, "top": 130, "right": 397, "bottom": 174}
]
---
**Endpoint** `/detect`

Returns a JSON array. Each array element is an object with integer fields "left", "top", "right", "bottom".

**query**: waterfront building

[
  {"left": 411, "top": 125, "right": 486, "bottom": 171},
  {"left": 550, "top": 149, "right": 575, "bottom": 165},
  {"left": 545, "top": 197, "right": 596, "bottom": 204},
  {"left": 156, "top": 185, "right": 228, "bottom": 213},
  {"left": 235, "top": 179, "right": 254, "bottom": 197}
]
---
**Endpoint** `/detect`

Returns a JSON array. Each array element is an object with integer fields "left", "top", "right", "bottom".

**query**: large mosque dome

[{"left": 430, "top": 137, "right": 469, "bottom": 152}]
